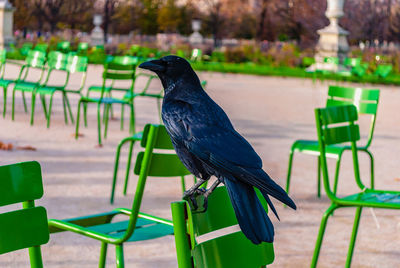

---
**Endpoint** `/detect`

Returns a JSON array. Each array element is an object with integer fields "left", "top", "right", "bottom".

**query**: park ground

[{"left": 1, "top": 65, "right": 400, "bottom": 267}]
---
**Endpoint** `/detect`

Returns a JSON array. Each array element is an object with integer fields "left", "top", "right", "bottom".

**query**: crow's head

[{"left": 139, "top": 55, "right": 196, "bottom": 89}]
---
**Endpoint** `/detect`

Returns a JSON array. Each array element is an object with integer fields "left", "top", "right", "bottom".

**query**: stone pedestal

[
  {"left": 189, "top": 19, "right": 203, "bottom": 45},
  {"left": 91, "top": 14, "right": 104, "bottom": 46},
  {"left": 313, "top": 0, "right": 349, "bottom": 71},
  {"left": 0, "top": 0, "right": 15, "bottom": 50}
]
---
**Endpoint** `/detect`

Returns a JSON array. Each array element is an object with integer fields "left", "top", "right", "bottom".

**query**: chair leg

[
  {"left": 120, "top": 104, "right": 124, "bottom": 130},
  {"left": 30, "top": 92, "right": 36, "bottom": 126},
  {"left": 310, "top": 204, "right": 338, "bottom": 268},
  {"left": 28, "top": 245, "right": 44, "bottom": 268},
  {"left": 115, "top": 244, "right": 125, "bottom": 268},
  {"left": 2, "top": 86, "right": 7, "bottom": 118},
  {"left": 345, "top": 207, "right": 362, "bottom": 268},
  {"left": 62, "top": 93, "right": 68, "bottom": 124},
  {"left": 98, "top": 242, "right": 108, "bottom": 268},
  {"left": 64, "top": 93, "right": 75, "bottom": 123},
  {"left": 83, "top": 102, "right": 88, "bottom": 127},
  {"left": 129, "top": 104, "right": 135, "bottom": 134},
  {"left": 285, "top": 149, "right": 295, "bottom": 195},
  {"left": 22, "top": 91, "right": 28, "bottom": 113},
  {"left": 365, "top": 150, "right": 374, "bottom": 190},
  {"left": 122, "top": 140, "right": 135, "bottom": 195},
  {"left": 97, "top": 102, "right": 102, "bottom": 146},
  {"left": 317, "top": 156, "right": 321, "bottom": 198},
  {"left": 46, "top": 93, "right": 54, "bottom": 128},
  {"left": 157, "top": 98, "right": 162, "bottom": 123},
  {"left": 333, "top": 154, "right": 343, "bottom": 195},
  {"left": 110, "top": 138, "right": 129, "bottom": 204},
  {"left": 181, "top": 176, "right": 186, "bottom": 192},
  {"left": 75, "top": 100, "right": 82, "bottom": 139},
  {"left": 11, "top": 89, "right": 15, "bottom": 121},
  {"left": 104, "top": 104, "right": 110, "bottom": 139}
]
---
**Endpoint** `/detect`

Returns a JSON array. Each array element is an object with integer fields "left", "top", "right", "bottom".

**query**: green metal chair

[
  {"left": 75, "top": 56, "right": 138, "bottom": 145},
  {"left": 171, "top": 186, "right": 275, "bottom": 268},
  {"left": 286, "top": 86, "right": 379, "bottom": 197},
  {"left": 110, "top": 124, "right": 193, "bottom": 204},
  {"left": 49, "top": 124, "right": 188, "bottom": 268},
  {"left": 34, "top": 52, "right": 88, "bottom": 127},
  {"left": 0, "top": 49, "right": 15, "bottom": 118},
  {"left": 56, "top": 41, "right": 70, "bottom": 53},
  {"left": 33, "top": 43, "right": 48, "bottom": 53},
  {"left": 77, "top": 42, "right": 89, "bottom": 55},
  {"left": 0, "top": 161, "right": 50, "bottom": 268},
  {"left": 374, "top": 64, "right": 392, "bottom": 78},
  {"left": 19, "top": 42, "right": 33, "bottom": 56},
  {"left": 190, "top": 48, "right": 203, "bottom": 62},
  {"left": 343, "top": 57, "right": 361, "bottom": 68},
  {"left": 311, "top": 105, "right": 400, "bottom": 268},
  {"left": 11, "top": 50, "right": 47, "bottom": 124}
]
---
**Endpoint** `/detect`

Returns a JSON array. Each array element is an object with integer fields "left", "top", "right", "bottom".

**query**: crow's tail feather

[{"left": 224, "top": 177, "right": 274, "bottom": 244}]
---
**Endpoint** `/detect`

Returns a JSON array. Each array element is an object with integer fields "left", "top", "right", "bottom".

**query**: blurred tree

[
  {"left": 202, "top": 0, "right": 224, "bottom": 47},
  {"left": 61, "top": 0, "right": 95, "bottom": 31},
  {"left": 103, "top": 0, "right": 118, "bottom": 42},
  {"left": 112, "top": 1, "right": 141, "bottom": 34},
  {"left": 32, "top": 0, "right": 64, "bottom": 33},
  {"left": 177, "top": 0, "right": 199, "bottom": 35},
  {"left": 157, "top": 0, "right": 180, "bottom": 33},
  {"left": 138, "top": 0, "right": 161, "bottom": 35}
]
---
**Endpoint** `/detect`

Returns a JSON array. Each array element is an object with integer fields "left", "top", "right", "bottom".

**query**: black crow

[{"left": 139, "top": 55, "right": 296, "bottom": 244}]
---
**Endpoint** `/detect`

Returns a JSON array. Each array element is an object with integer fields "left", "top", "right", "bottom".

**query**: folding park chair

[
  {"left": 171, "top": 186, "right": 275, "bottom": 268},
  {"left": 286, "top": 86, "right": 379, "bottom": 197},
  {"left": 56, "top": 41, "right": 70, "bottom": 53},
  {"left": 48, "top": 124, "right": 190, "bottom": 267},
  {"left": 11, "top": 50, "right": 47, "bottom": 124},
  {"left": 311, "top": 105, "right": 400, "bottom": 267},
  {"left": 110, "top": 124, "right": 193, "bottom": 204},
  {"left": 0, "top": 49, "right": 15, "bottom": 118},
  {"left": 75, "top": 56, "right": 137, "bottom": 146},
  {"left": 0, "top": 161, "right": 49, "bottom": 268},
  {"left": 34, "top": 52, "right": 88, "bottom": 127}
]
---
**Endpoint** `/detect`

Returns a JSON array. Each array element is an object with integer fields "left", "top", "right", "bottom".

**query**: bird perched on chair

[{"left": 139, "top": 55, "right": 296, "bottom": 244}]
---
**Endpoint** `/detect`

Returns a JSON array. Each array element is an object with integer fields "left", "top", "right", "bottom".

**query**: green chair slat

[
  {"left": 191, "top": 187, "right": 240, "bottom": 236},
  {"left": 292, "top": 140, "right": 346, "bottom": 156},
  {"left": 56, "top": 41, "right": 70, "bottom": 53},
  {"left": 110, "top": 56, "right": 139, "bottom": 66},
  {"left": 25, "top": 50, "right": 46, "bottom": 68},
  {"left": 0, "top": 79, "right": 13, "bottom": 87},
  {"left": 328, "top": 86, "right": 380, "bottom": 101},
  {"left": 87, "top": 85, "right": 112, "bottom": 92},
  {"left": 326, "top": 99, "right": 378, "bottom": 115},
  {"left": 193, "top": 231, "right": 274, "bottom": 268},
  {"left": 14, "top": 82, "right": 38, "bottom": 91},
  {"left": 140, "top": 124, "right": 174, "bottom": 149},
  {"left": 318, "top": 104, "right": 358, "bottom": 125},
  {"left": 323, "top": 125, "right": 360, "bottom": 145},
  {"left": 103, "top": 71, "right": 134, "bottom": 80},
  {"left": 0, "top": 161, "right": 43, "bottom": 206},
  {"left": 67, "top": 54, "right": 88, "bottom": 73},
  {"left": 0, "top": 207, "right": 49, "bottom": 254},
  {"left": 134, "top": 152, "right": 191, "bottom": 177},
  {"left": 47, "top": 51, "right": 68, "bottom": 70}
]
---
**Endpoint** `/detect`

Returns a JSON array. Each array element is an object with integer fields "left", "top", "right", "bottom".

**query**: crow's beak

[{"left": 139, "top": 59, "right": 166, "bottom": 72}]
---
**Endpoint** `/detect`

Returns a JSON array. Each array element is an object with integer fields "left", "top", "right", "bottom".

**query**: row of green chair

[
  {"left": 0, "top": 124, "right": 274, "bottom": 267},
  {"left": 1, "top": 50, "right": 88, "bottom": 127},
  {"left": 18, "top": 41, "right": 89, "bottom": 56}
]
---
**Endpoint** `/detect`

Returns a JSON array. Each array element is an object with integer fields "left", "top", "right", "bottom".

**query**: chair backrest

[
  {"left": 25, "top": 50, "right": 46, "bottom": 68},
  {"left": 56, "top": 41, "right": 70, "bottom": 53},
  {"left": 315, "top": 105, "right": 365, "bottom": 201},
  {"left": 47, "top": 51, "right": 68, "bottom": 71},
  {"left": 0, "top": 161, "right": 49, "bottom": 267},
  {"left": 121, "top": 124, "right": 191, "bottom": 242},
  {"left": 344, "top": 57, "right": 361, "bottom": 68},
  {"left": 326, "top": 85, "right": 380, "bottom": 147},
  {"left": 100, "top": 56, "right": 138, "bottom": 98},
  {"left": 33, "top": 43, "right": 48, "bottom": 53},
  {"left": 67, "top": 53, "right": 88, "bottom": 73},
  {"left": 20, "top": 42, "right": 33, "bottom": 56},
  {"left": 77, "top": 42, "right": 89, "bottom": 55},
  {"left": 375, "top": 64, "right": 392, "bottom": 78},
  {"left": 171, "top": 186, "right": 274, "bottom": 268}
]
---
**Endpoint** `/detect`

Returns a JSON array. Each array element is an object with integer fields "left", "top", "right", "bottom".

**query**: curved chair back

[
  {"left": 56, "top": 41, "right": 70, "bottom": 53},
  {"left": 326, "top": 86, "right": 379, "bottom": 148},
  {"left": 315, "top": 105, "right": 363, "bottom": 200},
  {"left": 77, "top": 42, "right": 89, "bottom": 55},
  {"left": 0, "top": 161, "right": 49, "bottom": 267},
  {"left": 25, "top": 50, "right": 46, "bottom": 68},
  {"left": 171, "top": 186, "right": 274, "bottom": 268},
  {"left": 47, "top": 51, "right": 68, "bottom": 71},
  {"left": 33, "top": 43, "right": 48, "bottom": 53}
]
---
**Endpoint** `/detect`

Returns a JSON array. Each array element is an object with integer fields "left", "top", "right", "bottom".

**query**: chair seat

[
  {"left": 86, "top": 217, "right": 173, "bottom": 242},
  {"left": 14, "top": 81, "right": 39, "bottom": 91},
  {"left": 36, "top": 86, "right": 64, "bottom": 94},
  {"left": 292, "top": 139, "right": 349, "bottom": 157},
  {"left": 88, "top": 85, "right": 112, "bottom": 92},
  {"left": 80, "top": 96, "right": 128, "bottom": 104},
  {"left": 0, "top": 79, "right": 14, "bottom": 87},
  {"left": 342, "top": 190, "right": 400, "bottom": 208}
]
